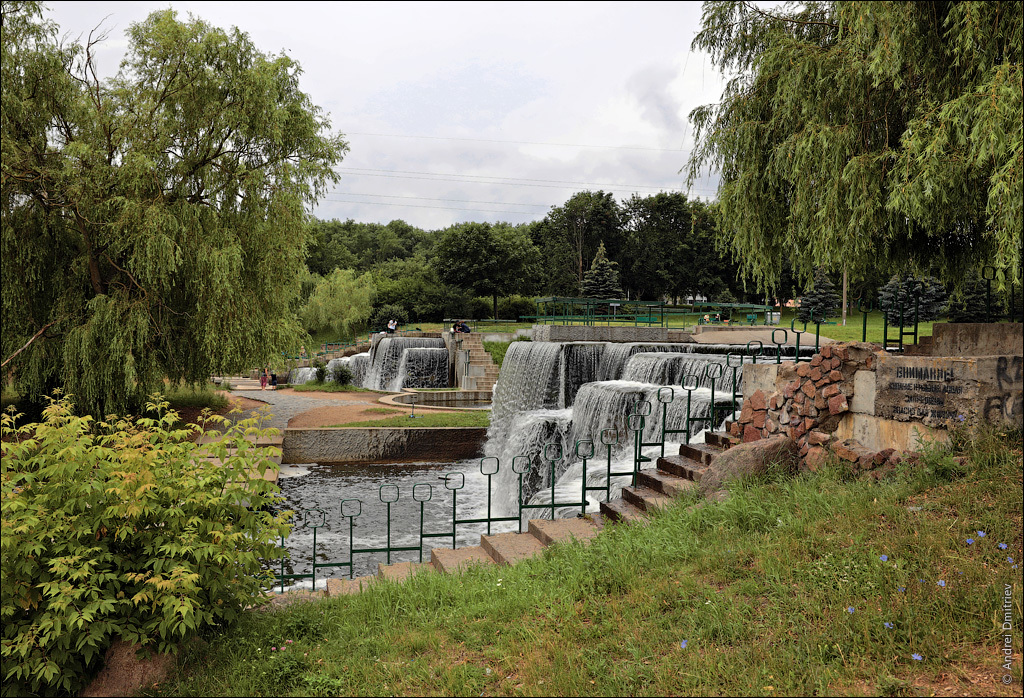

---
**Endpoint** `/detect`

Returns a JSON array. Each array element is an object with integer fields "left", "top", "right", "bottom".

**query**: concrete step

[
  {"left": 430, "top": 545, "right": 496, "bottom": 574},
  {"left": 657, "top": 454, "right": 707, "bottom": 482},
  {"left": 678, "top": 442, "right": 723, "bottom": 465},
  {"left": 528, "top": 518, "right": 601, "bottom": 546},
  {"left": 377, "top": 561, "right": 434, "bottom": 582},
  {"left": 705, "top": 431, "right": 740, "bottom": 449},
  {"left": 622, "top": 485, "right": 674, "bottom": 513},
  {"left": 325, "top": 575, "right": 376, "bottom": 596},
  {"left": 636, "top": 469, "right": 697, "bottom": 497},
  {"left": 480, "top": 532, "right": 546, "bottom": 565},
  {"left": 599, "top": 498, "right": 647, "bottom": 524}
]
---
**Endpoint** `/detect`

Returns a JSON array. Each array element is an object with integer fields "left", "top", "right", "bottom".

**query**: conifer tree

[
  {"left": 877, "top": 275, "right": 948, "bottom": 326},
  {"left": 797, "top": 271, "right": 841, "bottom": 323},
  {"left": 581, "top": 242, "right": 624, "bottom": 299}
]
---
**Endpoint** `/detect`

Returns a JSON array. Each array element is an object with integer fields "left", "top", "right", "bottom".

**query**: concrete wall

[
  {"left": 532, "top": 325, "right": 693, "bottom": 342},
  {"left": 283, "top": 427, "right": 487, "bottom": 463},
  {"left": 928, "top": 323, "right": 1023, "bottom": 357}
]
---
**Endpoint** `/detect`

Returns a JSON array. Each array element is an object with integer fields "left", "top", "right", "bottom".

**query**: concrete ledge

[
  {"left": 532, "top": 325, "right": 693, "bottom": 343},
  {"left": 834, "top": 413, "right": 948, "bottom": 452},
  {"left": 283, "top": 427, "right": 487, "bottom": 463},
  {"left": 380, "top": 390, "right": 491, "bottom": 409}
]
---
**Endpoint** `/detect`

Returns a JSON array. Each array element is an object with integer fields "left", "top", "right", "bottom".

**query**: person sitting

[
  {"left": 459, "top": 321, "right": 471, "bottom": 333},
  {"left": 453, "top": 320, "right": 470, "bottom": 334}
]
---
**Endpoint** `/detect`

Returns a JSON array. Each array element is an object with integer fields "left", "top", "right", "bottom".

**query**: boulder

[
  {"left": 699, "top": 435, "right": 799, "bottom": 494},
  {"left": 81, "top": 641, "right": 177, "bottom": 698}
]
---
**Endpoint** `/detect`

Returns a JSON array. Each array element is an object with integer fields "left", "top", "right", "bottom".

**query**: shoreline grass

[{"left": 146, "top": 426, "right": 1022, "bottom": 697}]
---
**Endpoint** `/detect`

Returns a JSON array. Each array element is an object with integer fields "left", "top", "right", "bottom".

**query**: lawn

[
  {"left": 147, "top": 426, "right": 1022, "bottom": 697},
  {"left": 325, "top": 411, "right": 491, "bottom": 428}
]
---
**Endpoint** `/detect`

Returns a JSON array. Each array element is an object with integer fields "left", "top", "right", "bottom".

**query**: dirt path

[{"left": 228, "top": 388, "right": 463, "bottom": 429}]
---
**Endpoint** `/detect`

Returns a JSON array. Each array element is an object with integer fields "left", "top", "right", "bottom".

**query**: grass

[
  {"left": 290, "top": 383, "right": 377, "bottom": 393},
  {"left": 147, "top": 426, "right": 1021, "bottom": 697},
  {"left": 161, "top": 382, "right": 230, "bottom": 412},
  {"left": 483, "top": 337, "right": 531, "bottom": 367},
  {"left": 325, "top": 411, "right": 491, "bottom": 428}
]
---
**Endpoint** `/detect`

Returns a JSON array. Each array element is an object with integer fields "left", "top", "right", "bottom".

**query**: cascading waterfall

[
  {"left": 288, "top": 366, "right": 316, "bottom": 384},
  {"left": 364, "top": 337, "right": 446, "bottom": 391},
  {"left": 487, "top": 344, "right": 745, "bottom": 517},
  {"left": 389, "top": 347, "right": 449, "bottom": 391}
]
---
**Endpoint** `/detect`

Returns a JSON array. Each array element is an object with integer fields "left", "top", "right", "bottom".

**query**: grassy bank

[
  {"left": 148, "top": 427, "right": 1021, "bottom": 696},
  {"left": 325, "top": 411, "right": 490, "bottom": 428}
]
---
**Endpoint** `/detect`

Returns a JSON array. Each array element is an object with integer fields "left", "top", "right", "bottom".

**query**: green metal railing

[{"left": 268, "top": 353, "right": 763, "bottom": 591}]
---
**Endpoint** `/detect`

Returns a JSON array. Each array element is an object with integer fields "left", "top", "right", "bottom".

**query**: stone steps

[{"left": 320, "top": 434, "right": 736, "bottom": 599}]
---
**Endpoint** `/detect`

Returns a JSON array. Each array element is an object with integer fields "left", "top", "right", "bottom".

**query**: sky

[{"left": 44, "top": 1, "right": 729, "bottom": 230}]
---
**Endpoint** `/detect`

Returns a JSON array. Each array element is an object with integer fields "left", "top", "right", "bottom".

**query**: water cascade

[
  {"left": 364, "top": 337, "right": 447, "bottom": 391},
  {"left": 390, "top": 348, "right": 449, "bottom": 391}
]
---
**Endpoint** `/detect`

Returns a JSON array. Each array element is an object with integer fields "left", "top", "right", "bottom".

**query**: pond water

[{"left": 270, "top": 459, "right": 520, "bottom": 590}]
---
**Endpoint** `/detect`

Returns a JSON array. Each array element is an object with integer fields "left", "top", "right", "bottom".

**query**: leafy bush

[
  {"left": 367, "top": 303, "right": 409, "bottom": 332},
  {"left": 330, "top": 363, "right": 354, "bottom": 385},
  {"left": 497, "top": 295, "right": 538, "bottom": 321},
  {"left": 1, "top": 395, "right": 290, "bottom": 695},
  {"left": 313, "top": 360, "right": 327, "bottom": 383}
]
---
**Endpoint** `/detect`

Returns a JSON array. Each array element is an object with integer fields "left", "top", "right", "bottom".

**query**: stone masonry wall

[{"left": 729, "top": 342, "right": 894, "bottom": 472}]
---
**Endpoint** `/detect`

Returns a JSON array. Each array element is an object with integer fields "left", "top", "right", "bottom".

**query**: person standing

[
  {"left": 387, "top": 318, "right": 397, "bottom": 334},
  {"left": 259, "top": 367, "right": 268, "bottom": 390}
]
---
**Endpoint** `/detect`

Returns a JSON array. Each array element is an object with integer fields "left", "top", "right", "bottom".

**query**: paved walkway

[{"left": 226, "top": 389, "right": 369, "bottom": 430}]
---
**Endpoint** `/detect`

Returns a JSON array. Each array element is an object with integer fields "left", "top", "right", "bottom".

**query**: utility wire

[
  {"left": 346, "top": 131, "right": 685, "bottom": 153},
  {"left": 329, "top": 191, "right": 549, "bottom": 209},
  {"left": 336, "top": 166, "right": 692, "bottom": 193},
  {"left": 322, "top": 197, "right": 540, "bottom": 215}
]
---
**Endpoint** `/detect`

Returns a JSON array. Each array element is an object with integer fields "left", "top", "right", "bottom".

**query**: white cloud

[{"left": 44, "top": 1, "right": 728, "bottom": 229}]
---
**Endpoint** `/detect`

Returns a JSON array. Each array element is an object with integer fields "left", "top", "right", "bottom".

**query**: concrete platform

[
  {"left": 480, "top": 532, "right": 546, "bottom": 565},
  {"left": 325, "top": 575, "right": 376, "bottom": 596},
  {"left": 430, "top": 545, "right": 496, "bottom": 574}
]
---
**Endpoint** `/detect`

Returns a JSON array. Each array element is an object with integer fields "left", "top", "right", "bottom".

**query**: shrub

[
  {"left": 330, "top": 363, "right": 354, "bottom": 385},
  {"left": 497, "top": 295, "right": 538, "bottom": 321},
  {"left": 367, "top": 303, "right": 409, "bottom": 332},
  {"left": 0, "top": 395, "right": 291, "bottom": 695},
  {"left": 313, "top": 360, "right": 327, "bottom": 383}
]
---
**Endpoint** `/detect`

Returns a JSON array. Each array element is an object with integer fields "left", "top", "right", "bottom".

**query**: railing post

[
  {"left": 511, "top": 456, "right": 531, "bottom": 531},
  {"left": 601, "top": 428, "right": 619, "bottom": 502},
  {"left": 703, "top": 362, "right": 724, "bottom": 433},
  {"left": 790, "top": 317, "right": 808, "bottom": 362},
  {"left": 656, "top": 386, "right": 675, "bottom": 458},
  {"left": 857, "top": 298, "right": 872, "bottom": 343},
  {"left": 304, "top": 509, "right": 326, "bottom": 591},
  {"left": 681, "top": 372, "right": 698, "bottom": 444},
  {"left": 982, "top": 266, "right": 997, "bottom": 321},
  {"left": 412, "top": 483, "right": 433, "bottom": 563},
  {"left": 771, "top": 328, "right": 788, "bottom": 364},
  {"left": 379, "top": 484, "right": 399, "bottom": 565},
  {"left": 725, "top": 353, "right": 743, "bottom": 420},
  {"left": 442, "top": 471, "right": 465, "bottom": 548},
  {"left": 479, "top": 457, "right": 500, "bottom": 535},
  {"left": 575, "top": 440, "right": 595, "bottom": 516},
  {"left": 341, "top": 498, "right": 361, "bottom": 579},
  {"left": 626, "top": 412, "right": 645, "bottom": 486},
  {"left": 544, "top": 443, "right": 563, "bottom": 520}
]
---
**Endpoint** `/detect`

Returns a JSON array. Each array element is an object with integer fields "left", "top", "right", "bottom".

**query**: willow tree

[
  {"left": 687, "top": 1, "right": 1022, "bottom": 294},
  {"left": 1, "top": 3, "right": 348, "bottom": 414}
]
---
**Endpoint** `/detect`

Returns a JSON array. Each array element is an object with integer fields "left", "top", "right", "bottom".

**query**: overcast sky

[{"left": 45, "top": 1, "right": 728, "bottom": 230}]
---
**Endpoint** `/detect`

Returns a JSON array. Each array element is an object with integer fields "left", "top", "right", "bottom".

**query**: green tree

[
  {"left": 797, "top": 270, "right": 842, "bottom": 323},
  {"left": 543, "top": 191, "right": 623, "bottom": 289},
  {"left": 298, "top": 268, "right": 375, "bottom": 338},
  {"left": 877, "top": 275, "right": 948, "bottom": 326},
  {"left": 581, "top": 242, "right": 623, "bottom": 299},
  {"left": 1, "top": 4, "right": 347, "bottom": 415},
  {"left": 433, "top": 222, "right": 539, "bottom": 320},
  {"left": 687, "top": 1, "right": 1023, "bottom": 293}
]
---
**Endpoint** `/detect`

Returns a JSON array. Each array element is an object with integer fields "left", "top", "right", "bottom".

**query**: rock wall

[{"left": 283, "top": 427, "right": 487, "bottom": 463}]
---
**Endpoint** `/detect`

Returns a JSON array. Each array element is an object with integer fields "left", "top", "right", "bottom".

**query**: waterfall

[
  {"left": 558, "top": 342, "right": 606, "bottom": 407},
  {"left": 389, "top": 348, "right": 449, "bottom": 391},
  {"left": 288, "top": 366, "right": 316, "bottom": 384},
  {"left": 489, "top": 341, "right": 563, "bottom": 433},
  {"left": 364, "top": 337, "right": 446, "bottom": 391}
]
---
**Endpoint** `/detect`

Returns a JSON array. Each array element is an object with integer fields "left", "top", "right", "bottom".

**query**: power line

[
  {"left": 330, "top": 191, "right": 549, "bottom": 209},
  {"left": 336, "top": 166, "right": 697, "bottom": 193},
  {"left": 321, "top": 196, "right": 540, "bottom": 215},
  {"left": 346, "top": 131, "right": 685, "bottom": 153}
]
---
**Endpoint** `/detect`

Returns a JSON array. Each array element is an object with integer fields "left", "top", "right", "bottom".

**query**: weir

[{"left": 364, "top": 337, "right": 447, "bottom": 391}]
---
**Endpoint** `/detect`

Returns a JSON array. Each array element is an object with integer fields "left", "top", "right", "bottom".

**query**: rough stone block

[
  {"left": 829, "top": 357, "right": 842, "bottom": 370},
  {"left": 778, "top": 362, "right": 798, "bottom": 382},
  {"left": 873, "top": 447, "right": 896, "bottom": 465},
  {"left": 801, "top": 380, "right": 817, "bottom": 397},
  {"left": 803, "top": 417, "right": 816, "bottom": 431},
  {"left": 810, "top": 367, "right": 823, "bottom": 381},
  {"left": 804, "top": 446, "right": 827, "bottom": 471},
  {"left": 828, "top": 369, "right": 843, "bottom": 382},
  {"left": 729, "top": 421, "right": 742, "bottom": 437},
  {"left": 832, "top": 441, "right": 862, "bottom": 462},
  {"left": 822, "top": 384, "right": 841, "bottom": 398},
  {"left": 814, "top": 393, "right": 827, "bottom": 410},
  {"left": 810, "top": 354, "right": 823, "bottom": 367},
  {"left": 794, "top": 391, "right": 806, "bottom": 405},
  {"left": 743, "top": 424, "right": 762, "bottom": 443},
  {"left": 749, "top": 390, "right": 767, "bottom": 411},
  {"left": 796, "top": 363, "right": 812, "bottom": 377},
  {"left": 828, "top": 394, "right": 849, "bottom": 414},
  {"left": 821, "top": 345, "right": 833, "bottom": 359},
  {"left": 806, "top": 430, "right": 831, "bottom": 445},
  {"left": 752, "top": 410, "right": 767, "bottom": 428},
  {"left": 769, "top": 394, "right": 780, "bottom": 410}
]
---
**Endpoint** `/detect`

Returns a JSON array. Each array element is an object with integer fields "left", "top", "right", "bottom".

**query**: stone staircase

[
  {"left": 318, "top": 431, "right": 741, "bottom": 598},
  {"left": 324, "top": 517, "right": 603, "bottom": 596},
  {"left": 599, "top": 431, "right": 739, "bottom": 522},
  {"left": 455, "top": 333, "right": 500, "bottom": 392}
]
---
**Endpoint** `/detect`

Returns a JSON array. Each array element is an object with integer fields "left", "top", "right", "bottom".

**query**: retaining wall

[
  {"left": 531, "top": 325, "right": 693, "bottom": 342},
  {"left": 283, "top": 427, "right": 487, "bottom": 463}
]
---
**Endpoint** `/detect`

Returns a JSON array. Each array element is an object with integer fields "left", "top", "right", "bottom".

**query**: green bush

[
  {"left": 367, "top": 303, "right": 409, "bottom": 332},
  {"left": 497, "top": 295, "right": 538, "bottom": 321},
  {"left": 313, "top": 360, "right": 327, "bottom": 383},
  {"left": 0, "top": 395, "right": 291, "bottom": 695},
  {"left": 330, "top": 363, "right": 354, "bottom": 385}
]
